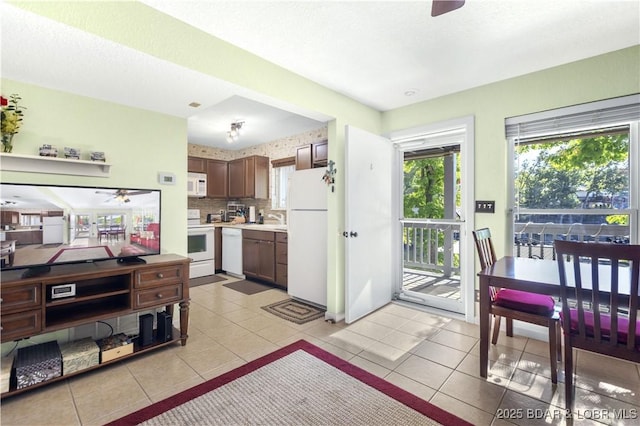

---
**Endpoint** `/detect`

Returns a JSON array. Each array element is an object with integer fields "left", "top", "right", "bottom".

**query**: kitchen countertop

[
  {"left": 4, "top": 228, "right": 43, "bottom": 232},
  {"left": 196, "top": 222, "right": 288, "bottom": 233}
]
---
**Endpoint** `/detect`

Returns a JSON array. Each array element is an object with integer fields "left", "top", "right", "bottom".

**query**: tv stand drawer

[
  {"left": 134, "top": 284, "right": 182, "bottom": 309},
  {"left": 1, "top": 284, "right": 41, "bottom": 314},
  {"left": 1, "top": 310, "right": 42, "bottom": 341},
  {"left": 135, "top": 265, "right": 183, "bottom": 288}
]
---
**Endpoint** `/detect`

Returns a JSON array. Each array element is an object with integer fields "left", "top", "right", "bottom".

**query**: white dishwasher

[{"left": 222, "top": 227, "right": 244, "bottom": 278}]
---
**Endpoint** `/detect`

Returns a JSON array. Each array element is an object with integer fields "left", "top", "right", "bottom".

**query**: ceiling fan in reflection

[{"left": 95, "top": 189, "right": 151, "bottom": 203}]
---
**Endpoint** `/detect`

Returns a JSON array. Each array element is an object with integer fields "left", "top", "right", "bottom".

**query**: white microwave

[{"left": 187, "top": 172, "right": 207, "bottom": 197}]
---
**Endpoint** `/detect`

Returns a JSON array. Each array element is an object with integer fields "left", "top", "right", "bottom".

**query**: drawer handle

[
  {"left": 157, "top": 273, "right": 164, "bottom": 278},
  {"left": 157, "top": 293, "right": 163, "bottom": 298}
]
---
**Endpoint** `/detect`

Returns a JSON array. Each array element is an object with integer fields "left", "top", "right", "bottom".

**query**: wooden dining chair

[
  {"left": 473, "top": 228, "right": 561, "bottom": 383},
  {"left": 554, "top": 240, "right": 640, "bottom": 408}
]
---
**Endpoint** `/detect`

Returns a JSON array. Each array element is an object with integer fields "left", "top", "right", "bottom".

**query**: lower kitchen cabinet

[
  {"left": 215, "top": 227, "right": 222, "bottom": 271},
  {"left": 275, "top": 232, "right": 288, "bottom": 289},
  {"left": 242, "top": 230, "right": 275, "bottom": 282}
]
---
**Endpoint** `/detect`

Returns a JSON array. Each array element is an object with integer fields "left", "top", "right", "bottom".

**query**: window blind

[{"left": 505, "top": 94, "right": 640, "bottom": 140}]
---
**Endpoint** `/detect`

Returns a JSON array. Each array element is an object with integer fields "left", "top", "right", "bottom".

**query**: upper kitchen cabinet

[
  {"left": 228, "top": 155, "right": 269, "bottom": 199},
  {"left": 187, "top": 156, "right": 207, "bottom": 173},
  {"left": 295, "top": 140, "right": 328, "bottom": 170},
  {"left": 1, "top": 211, "right": 19, "bottom": 225},
  {"left": 206, "top": 159, "right": 228, "bottom": 199}
]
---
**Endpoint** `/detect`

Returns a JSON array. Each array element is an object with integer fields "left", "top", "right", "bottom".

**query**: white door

[{"left": 345, "top": 125, "right": 396, "bottom": 323}]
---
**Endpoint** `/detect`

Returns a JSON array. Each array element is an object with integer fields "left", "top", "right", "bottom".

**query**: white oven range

[{"left": 187, "top": 209, "right": 215, "bottom": 278}]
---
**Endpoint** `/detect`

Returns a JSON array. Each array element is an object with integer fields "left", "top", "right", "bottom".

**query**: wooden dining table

[{"left": 477, "top": 256, "right": 632, "bottom": 378}]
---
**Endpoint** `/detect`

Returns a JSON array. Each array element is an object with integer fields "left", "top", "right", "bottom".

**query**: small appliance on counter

[{"left": 206, "top": 213, "right": 221, "bottom": 223}]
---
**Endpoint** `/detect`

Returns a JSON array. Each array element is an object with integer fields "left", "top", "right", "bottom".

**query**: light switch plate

[{"left": 475, "top": 200, "right": 495, "bottom": 213}]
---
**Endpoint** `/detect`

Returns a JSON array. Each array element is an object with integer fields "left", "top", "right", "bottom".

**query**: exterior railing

[
  {"left": 402, "top": 220, "right": 461, "bottom": 277},
  {"left": 514, "top": 222, "right": 630, "bottom": 260},
  {"left": 402, "top": 220, "right": 631, "bottom": 272}
]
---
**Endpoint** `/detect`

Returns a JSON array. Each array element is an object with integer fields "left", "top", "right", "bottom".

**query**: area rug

[
  {"left": 47, "top": 246, "right": 114, "bottom": 263},
  {"left": 261, "top": 298, "right": 325, "bottom": 324},
  {"left": 223, "top": 279, "right": 274, "bottom": 295},
  {"left": 106, "top": 340, "right": 472, "bottom": 426},
  {"left": 189, "top": 274, "right": 227, "bottom": 288}
]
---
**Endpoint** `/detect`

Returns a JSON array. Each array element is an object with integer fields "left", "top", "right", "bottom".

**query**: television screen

[{"left": 0, "top": 183, "right": 161, "bottom": 274}]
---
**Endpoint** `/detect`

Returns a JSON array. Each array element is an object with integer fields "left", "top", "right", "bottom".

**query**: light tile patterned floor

[{"left": 1, "top": 274, "right": 639, "bottom": 425}]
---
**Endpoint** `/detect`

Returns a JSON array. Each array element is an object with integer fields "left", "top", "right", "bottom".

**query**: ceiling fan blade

[{"left": 431, "top": 0, "right": 465, "bottom": 17}]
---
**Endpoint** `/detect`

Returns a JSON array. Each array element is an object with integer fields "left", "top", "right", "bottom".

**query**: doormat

[
  {"left": 37, "top": 243, "right": 63, "bottom": 249},
  {"left": 189, "top": 274, "right": 227, "bottom": 288},
  {"left": 223, "top": 280, "right": 274, "bottom": 295},
  {"left": 262, "top": 299, "right": 326, "bottom": 324}
]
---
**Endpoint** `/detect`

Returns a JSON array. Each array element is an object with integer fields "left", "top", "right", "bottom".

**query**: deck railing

[
  {"left": 514, "top": 222, "right": 630, "bottom": 260},
  {"left": 402, "top": 220, "right": 631, "bottom": 274},
  {"left": 402, "top": 220, "right": 461, "bottom": 277}
]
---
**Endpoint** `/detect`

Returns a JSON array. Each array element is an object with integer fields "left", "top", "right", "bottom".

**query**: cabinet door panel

[
  {"left": 188, "top": 156, "right": 207, "bottom": 173},
  {"left": 312, "top": 141, "right": 328, "bottom": 166},
  {"left": 258, "top": 240, "right": 275, "bottom": 282},
  {"left": 296, "top": 146, "right": 312, "bottom": 170},
  {"left": 207, "top": 159, "right": 228, "bottom": 198},
  {"left": 228, "top": 159, "right": 245, "bottom": 198}
]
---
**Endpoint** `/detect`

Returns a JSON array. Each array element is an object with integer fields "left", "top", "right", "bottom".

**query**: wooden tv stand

[{"left": 0, "top": 254, "right": 190, "bottom": 398}]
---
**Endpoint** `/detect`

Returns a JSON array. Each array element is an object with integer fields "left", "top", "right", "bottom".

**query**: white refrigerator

[
  {"left": 42, "top": 216, "right": 64, "bottom": 244},
  {"left": 287, "top": 168, "right": 328, "bottom": 307}
]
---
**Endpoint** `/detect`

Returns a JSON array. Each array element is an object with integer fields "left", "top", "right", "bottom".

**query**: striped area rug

[{"left": 107, "top": 340, "right": 472, "bottom": 426}]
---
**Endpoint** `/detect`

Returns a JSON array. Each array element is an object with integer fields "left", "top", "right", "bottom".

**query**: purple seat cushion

[
  {"left": 494, "top": 289, "right": 556, "bottom": 316},
  {"left": 561, "top": 309, "right": 640, "bottom": 347}
]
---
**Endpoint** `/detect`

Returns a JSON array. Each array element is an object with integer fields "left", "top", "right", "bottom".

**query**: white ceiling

[{"left": 2, "top": 1, "right": 639, "bottom": 150}]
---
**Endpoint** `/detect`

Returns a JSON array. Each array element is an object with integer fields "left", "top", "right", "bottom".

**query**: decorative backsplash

[
  {"left": 187, "top": 126, "right": 328, "bottom": 223},
  {"left": 187, "top": 126, "right": 327, "bottom": 162}
]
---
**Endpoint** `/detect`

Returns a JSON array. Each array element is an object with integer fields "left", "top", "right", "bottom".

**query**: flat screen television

[{"left": 0, "top": 182, "right": 161, "bottom": 277}]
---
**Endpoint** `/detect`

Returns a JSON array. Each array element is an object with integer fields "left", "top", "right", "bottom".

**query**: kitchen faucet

[{"left": 267, "top": 213, "right": 285, "bottom": 225}]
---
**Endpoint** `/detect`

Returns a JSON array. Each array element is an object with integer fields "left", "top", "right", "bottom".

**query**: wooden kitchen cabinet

[
  {"left": 295, "top": 145, "right": 312, "bottom": 170},
  {"left": 5, "top": 230, "right": 43, "bottom": 245},
  {"left": 228, "top": 156, "right": 269, "bottom": 199},
  {"left": 187, "top": 156, "right": 207, "bottom": 173},
  {"left": 242, "top": 230, "right": 275, "bottom": 283},
  {"left": 206, "top": 159, "right": 228, "bottom": 198},
  {"left": 1, "top": 211, "right": 19, "bottom": 225},
  {"left": 275, "top": 232, "right": 288, "bottom": 289},
  {"left": 295, "top": 140, "right": 328, "bottom": 170},
  {"left": 312, "top": 140, "right": 328, "bottom": 167},
  {"left": 215, "top": 227, "right": 222, "bottom": 271}
]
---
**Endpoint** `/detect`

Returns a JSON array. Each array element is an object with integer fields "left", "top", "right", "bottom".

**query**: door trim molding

[{"left": 389, "top": 115, "right": 476, "bottom": 323}]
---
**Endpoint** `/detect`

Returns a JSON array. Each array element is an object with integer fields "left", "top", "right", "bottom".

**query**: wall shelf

[{"left": 0, "top": 153, "right": 111, "bottom": 177}]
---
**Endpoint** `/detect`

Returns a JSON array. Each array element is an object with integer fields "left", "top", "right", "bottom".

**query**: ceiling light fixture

[{"left": 226, "top": 121, "right": 244, "bottom": 143}]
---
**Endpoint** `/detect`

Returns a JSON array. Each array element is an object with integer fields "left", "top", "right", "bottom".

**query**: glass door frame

[{"left": 389, "top": 116, "right": 475, "bottom": 321}]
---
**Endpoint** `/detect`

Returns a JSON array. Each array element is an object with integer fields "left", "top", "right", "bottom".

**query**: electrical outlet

[{"left": 475, "top": 200, "right": 495, "bottom": 213}]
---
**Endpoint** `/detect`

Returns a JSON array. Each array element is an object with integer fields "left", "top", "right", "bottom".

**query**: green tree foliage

[
  {"left": 404, "top": 158, "right": 444, "bottom": 218},
  {"left": 516, "top": 133, "right": 629, "bottom": 223}
]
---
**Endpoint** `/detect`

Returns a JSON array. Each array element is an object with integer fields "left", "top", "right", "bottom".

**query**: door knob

[{"left": 350, "top": 231, "right": 358, "bottom": 237}]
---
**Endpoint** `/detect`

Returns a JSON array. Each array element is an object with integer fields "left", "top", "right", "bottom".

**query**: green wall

[
  {"left": 382, "top": 45, "right": 640, "bottom": 258},
  {"left": 0, "top": 79, "right": 188, "bottom": 256}
]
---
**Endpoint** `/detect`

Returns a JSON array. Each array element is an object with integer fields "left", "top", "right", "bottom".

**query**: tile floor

[{"left": 1, "top": 274, "right": 639, "bottom": 425}]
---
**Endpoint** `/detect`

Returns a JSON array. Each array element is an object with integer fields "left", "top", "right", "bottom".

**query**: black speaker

[
  {"left": 156, "top": 311, "right": 173, "bottom": 343},
  {"left": 139, "top": 313, "right": 154, "bottom": 347}
]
